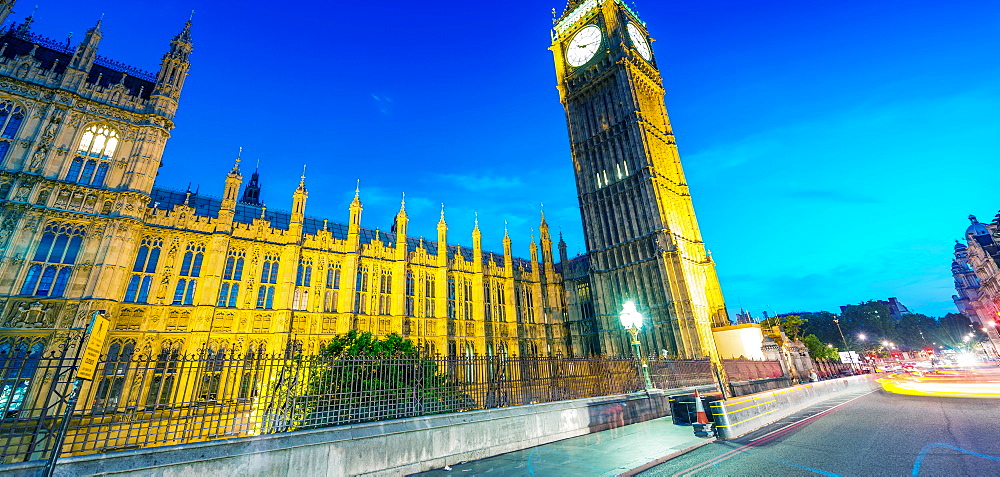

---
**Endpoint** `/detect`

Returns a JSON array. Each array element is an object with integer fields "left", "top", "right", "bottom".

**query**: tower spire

[
  {"left": 436, "top": 203, "right": 448, "bottom": 265},
  {"left": 240, "top": 156, "right": 262, "bottom": 206},
  {"left": 153, "top": 16, "right": 194, "bottom": 107},
  {"left": 290, "top": 165, "right": 308, "bottom": 232},
  {"left": 0, "top": 1, "right": 15, "bottom": 26},
  {"left": 68, "top": 15, "right": 103, "bottom": 70}
]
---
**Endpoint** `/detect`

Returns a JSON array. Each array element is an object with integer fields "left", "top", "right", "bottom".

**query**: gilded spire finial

[
  {"left": 439, "top": 203, "right": 446, "bottom": 222},
  {"left": 355, "top": 179, "right": 361, "bottom": 199},
  {"left": 231, "top": 146, "right": 242, "bottom": 172}
]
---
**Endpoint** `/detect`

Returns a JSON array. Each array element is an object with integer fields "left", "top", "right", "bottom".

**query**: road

[{"left": 640, "top": 388, "right": 1000, "bottom": 476}]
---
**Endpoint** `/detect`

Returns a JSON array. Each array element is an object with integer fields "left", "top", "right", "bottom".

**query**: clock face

[
  {"left": 626, "top": 23, "right": 652, "bottom": 61},
  {"left": 566, "top": 25, "right": 602, "bottom": 67}
]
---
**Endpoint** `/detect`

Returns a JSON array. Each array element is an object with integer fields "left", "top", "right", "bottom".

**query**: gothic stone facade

[{"left": 0, "top": 2, "right": 570, "bottom": 412}]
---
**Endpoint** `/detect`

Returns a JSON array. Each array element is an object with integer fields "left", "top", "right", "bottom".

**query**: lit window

[{"left": 20, "top": 222, "right": 85, "bottom": 297}]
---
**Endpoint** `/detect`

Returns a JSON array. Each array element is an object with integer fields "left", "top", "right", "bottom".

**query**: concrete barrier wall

[
  {"left": 711, "top": 375, "right": 876, "bottom": 439},
  {"left": 3, "top": 386, "right": 715, "bottom": 477}
]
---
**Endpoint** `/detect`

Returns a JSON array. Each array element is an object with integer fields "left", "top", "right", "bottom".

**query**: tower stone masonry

[{"left": 552, "top": 0, "right": 729, "bottom": 360}]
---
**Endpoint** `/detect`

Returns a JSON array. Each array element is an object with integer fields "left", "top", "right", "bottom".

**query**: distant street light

[
  {"left": 619, "top": 300, "right": 653, "bottom": 390},
  {"left": 833, "top": 316, "right": 849, "bottom": 351},
  {"left": 858, "top": 333, "right": 867, "bottom": 341}
]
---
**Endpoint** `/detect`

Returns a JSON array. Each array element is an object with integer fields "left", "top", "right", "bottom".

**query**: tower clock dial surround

[
  {"left": 566, "top": 25, "right": 603, "bottom": 67},
  {"left": 626, "top": 23, "right": 652, "bottom": 61}
]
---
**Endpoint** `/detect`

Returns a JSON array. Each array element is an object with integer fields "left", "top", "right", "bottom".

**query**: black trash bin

[
  {"left": 670, "top": 392, "right": 723, "bottom": 426},
  {"left": 669, "top": 394, "right": 696, "bottom": 425}
]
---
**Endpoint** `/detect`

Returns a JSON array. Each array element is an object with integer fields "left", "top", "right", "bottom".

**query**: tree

[
  {"left": 763, "top": 314, "right": 807, "bottom": 342},
  {"left": 298, "top": 331, "right": 473, "bottom": 429},
  {"left": 839, "top": 300, "right": 894, "bottom": 340},
  {"left": 795, "top": 311, "right": 840, "bottom": 346},
  {"left": 895, "top": 313, "right": 936, "bottom": 349},
  {"left": 802, "top": 334, "right": 839, "bottom": 361}
]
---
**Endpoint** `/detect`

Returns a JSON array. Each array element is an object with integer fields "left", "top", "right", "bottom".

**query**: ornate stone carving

[
  {"left": 12, "top": 180, "right": 33, "bottom": 202},
  {"left": 22, "top": 213, "right": 43, "bottom": 230},
  {"left": 50, "top": 107, "right": 67, "bottom": 124},
  {"left": 7, "top": 301, "right": 56, "bottom": 328},
  {"left": 59, "top": 302, "right": 79, "bottom": 328}
]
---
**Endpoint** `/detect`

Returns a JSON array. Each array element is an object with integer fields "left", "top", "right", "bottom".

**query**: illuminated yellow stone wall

[{"left": 0, "top": 9, "right": 569, "bottom": 380}]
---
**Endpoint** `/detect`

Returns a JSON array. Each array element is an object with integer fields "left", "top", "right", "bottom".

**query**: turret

[
  {"left": 437, "top": 204, "right": 448, "bottom": 266},
  {"left": 394, "top": 194, "right": 408, "bottom": 258},
  {"left": 529, "top": 233, "right": 539, "bottom": 267},
  {"left": 151, "top": 18, "right": 193, "bottom": 116},
  {"left": 539, "top": 208, "right": 554, "bottom": 267},
  {"left": 472, "top": 213, "right": 483, "bottom": 271},
  {"left": 503, "top": 222, "right": 513, "bottom": 272},
  {"left": 348, "top": 182, "right": 363, "bottom": 245},
  {"left": 558, "top": 232, "right": 568, "bottom": 264},
  {"left": 0, "top": 1, "right": 14, "bottom": 26},
  {"left": 240, "top": 160, "right": 262, "bottom": 206},
  {"left": 290, "top": 167, "right": 307, "bottom": 234},
  {"left": 69, "top": 18, "right": 102, "bottom": 71},
  {"left": 220, "top": 150, "right": 242, "bottom": 212}
]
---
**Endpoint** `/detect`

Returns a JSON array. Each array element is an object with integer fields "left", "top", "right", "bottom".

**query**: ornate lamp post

[{"left": 620, "top": 300, "right": 653, "bottom": 390}]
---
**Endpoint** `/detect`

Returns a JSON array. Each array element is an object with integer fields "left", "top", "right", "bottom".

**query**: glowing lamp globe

[{"left": 619, "top": 300, "right": 643, "bottom": 330}]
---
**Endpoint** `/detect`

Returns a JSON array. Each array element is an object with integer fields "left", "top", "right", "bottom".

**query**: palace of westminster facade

[{"left": 0, "top": 0, "right": 729, "bottom": 380}]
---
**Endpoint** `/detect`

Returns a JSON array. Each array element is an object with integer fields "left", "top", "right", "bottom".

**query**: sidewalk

[{"left": 411, "top": 417, "right": 714, "bottom": 477}]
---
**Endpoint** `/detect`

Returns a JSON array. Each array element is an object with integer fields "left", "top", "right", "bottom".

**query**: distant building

[
  {"left": 952, "top": 239, "right": 982, "bottom": 319},
  {"left": 734, "top": 310, "right": 759, "bottom": 325},
  {"left": 956, "top": 214, "right": 1000, "bottom": 325}
]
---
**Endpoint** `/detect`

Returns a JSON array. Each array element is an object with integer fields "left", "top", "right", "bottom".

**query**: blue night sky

[{"left": 25, "top": 0, "right": 1000, "bottom": 318}]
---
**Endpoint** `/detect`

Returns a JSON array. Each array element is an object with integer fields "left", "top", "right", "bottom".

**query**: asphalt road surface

[{"left": 640, "top": 388, "right": 1000, "bottom": 476}]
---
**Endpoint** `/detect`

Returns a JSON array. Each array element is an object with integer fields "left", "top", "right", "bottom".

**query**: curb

[{"left": 618, "top": 437, "right": 717, "bottom": 476}]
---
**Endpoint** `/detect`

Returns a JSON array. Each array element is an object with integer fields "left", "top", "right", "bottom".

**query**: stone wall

[{"left": 4, "top": 386, "right": 713, "bottom": 477}]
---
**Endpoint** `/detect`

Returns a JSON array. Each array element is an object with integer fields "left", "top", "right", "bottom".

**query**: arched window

[
  {"left": 224, "top": 256, "right": 235, "bottom": 280},
  {"left": 67, "top": 124, "right": 119, "bottom": 186},
  {"left": 217, "top": 283, "right": 230, "bottom": 307},
  {"left": 0, "top": 339, "right": 44, "bottom": 414},
  {"left": 174, "top": 243, "right": 204, "bottom": 305},
  {"left": 0, "top": 100, "right": 24, "bottom": 164},
  {"left": 146, "top": 341, "right": 181, "bottom": 408},
  {"left": 124, "top": 237, "right": 161, "bottom": 304},
  {"left": 76, "top": 124, "right": 120, "bottom": 159},
  {"left": 80, "top": 159, "right": 97, "bottom": 184},
  {"left": 65, "top": 158, "right": 83, "bottom": 183},
  {"left": 217, "top": 250, "right": 245, "bottom": 308},
  {"left": 93, "top": 340, "right": 134, "bottom": 412}
]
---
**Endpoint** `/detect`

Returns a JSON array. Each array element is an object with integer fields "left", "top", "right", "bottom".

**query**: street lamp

[
  {"left": 619, "top": 300, "right": 653, "bottom": 390},
  {"left": 833, "top": 316, "right": 849, "bottom": 351}
]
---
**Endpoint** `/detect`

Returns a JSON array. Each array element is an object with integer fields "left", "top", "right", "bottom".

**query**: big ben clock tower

[{"left": 551, "top": 0, "right": 729, "bottom": 360}]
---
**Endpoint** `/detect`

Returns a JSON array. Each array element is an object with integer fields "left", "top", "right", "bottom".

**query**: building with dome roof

[{"left": 954, "top": 214, "right": 1000, "bottom": 357}]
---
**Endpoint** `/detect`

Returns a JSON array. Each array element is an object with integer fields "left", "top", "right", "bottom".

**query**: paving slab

[{"left": 411, "top": 417, "right": 714, "bottom": 477}]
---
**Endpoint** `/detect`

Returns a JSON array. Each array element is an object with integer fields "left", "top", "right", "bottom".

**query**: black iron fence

[{"left": 0, "top": 341, "right": 720, "bottom": 466}]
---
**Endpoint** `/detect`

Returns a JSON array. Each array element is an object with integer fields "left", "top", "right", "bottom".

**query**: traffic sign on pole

[{"left": 76, "top": 311, "right": 110, "bottom": 381}]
